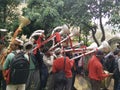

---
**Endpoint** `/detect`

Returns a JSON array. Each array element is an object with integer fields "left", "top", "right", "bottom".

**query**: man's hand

[{"left": 109, "top": 73, "right": 113, "bottom": 76}]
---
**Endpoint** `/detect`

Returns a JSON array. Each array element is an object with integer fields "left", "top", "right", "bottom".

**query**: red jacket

[
  {"left": 87, "top": 55, "right": 109, "bottom": 81},
  {"left": 52, "top": 56, "right": 74, "bottom": 78}
]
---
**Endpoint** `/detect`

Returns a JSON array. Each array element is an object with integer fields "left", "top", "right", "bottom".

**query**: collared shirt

[
  {"left": 52, "top": 56, "right": 74, "bottom": 78},
  {"left": 88, "top": 55, "right": 109, "bottom": 81}
]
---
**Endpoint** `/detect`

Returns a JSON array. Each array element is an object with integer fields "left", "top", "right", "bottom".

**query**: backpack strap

[
  {"left": 12, "top": 51, "right": 17, "bottom": 55},
  {"left": 9, "top": 51, "right": 18, "bottom": 68},
  {"left": 63, "top": 56, "right": 66, "bottom": 71}
]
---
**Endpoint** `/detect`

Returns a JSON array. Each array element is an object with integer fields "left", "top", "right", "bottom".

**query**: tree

[
  {"left": 62, "top": 0, "right": 92, "bottom": 26},
  {"left": 22, "top": 0, "right": 118, "bottom": 45},
  {"left": 87, "top": 0, "right": 114, "bottom": 42},
  {"left": 107, "top": 1, "right": 120, "bottom": 30},
  {"left": 0, "top": 0, "right": 21, "bottom": 31},
  {"left": 22, "top": 0, "right": 94, "bottom": 38},
  {"left": 22, "top": 0, "right": 64, "bottom": 37}
]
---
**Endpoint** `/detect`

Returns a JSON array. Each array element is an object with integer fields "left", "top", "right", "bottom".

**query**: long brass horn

[
  {"left": 0, "top": 16, "right": 30, "bottom": 65},
  {"left": 13, "top": 16, "right": 30, "bottom": 38},
  {"left": 19, "top": 16, "right": 30, "bottom": 29},
  {"left": 40, "top": 25, "right": 70, "bottom": 47},
  {"left": 33, "top": 30, "right": 45, "bottom": 34},
  {"left": 51, "top": 24, "right": 70, "bottom": 47},
  {"left": 71, "top": 41, "right": 111, "bottom": 60},
  {"left": 29, "top": 32, "right": 44, "bottom": 41},
  {"left": 52, "top": 24, "right": 70, "bottom": 35},
  {"left": 49, "top": 27, "right": 80, "bottom": 51}
]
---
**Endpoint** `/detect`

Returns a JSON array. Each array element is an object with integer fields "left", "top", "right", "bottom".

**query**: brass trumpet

[
  {"left": 49, "top": 27, "right": 80, "bottom": 51},
  {"left": 70, "top": 41, "right": 111, "bottom": 60},
  {"left": 29, "top": 30, "right": 45, "bottom": 41},
  {"left": 0, "top": 16, "right": 30, "bottom": 65}
]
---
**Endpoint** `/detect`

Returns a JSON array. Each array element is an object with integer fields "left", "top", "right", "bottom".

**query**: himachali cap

[
  {"left": 96, "top": 50, "right": 104, "bottom": 56},
  {"left": 24, "top": 41, "right": 33, "bottom": 51},
  {"left": 13, "top": 38, "right": 23, "bottom": 46}
]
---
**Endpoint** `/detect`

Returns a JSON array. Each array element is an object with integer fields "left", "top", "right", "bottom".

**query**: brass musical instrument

[
  {"left": 29, "top": 25, "right": 70, "bottom": 52},
  {"left": 29, "top": 29, "right": 45, "bottom": 41},
  {"left": 70, "top": 41, "right": 111, "bottom": 60},
  {"left": 0, "top": 16, "right": 30, "bottom": 66},
  {"left": 49, "top": 27, "right": 80, "bottom": 51}
]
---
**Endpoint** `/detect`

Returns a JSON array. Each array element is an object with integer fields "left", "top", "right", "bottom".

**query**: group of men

[
  {"left": 0, "top": 28, "right": 75, "bottom": 90},
  {"left": 0, "top": 28, "right": 120, "bottom": 90}
]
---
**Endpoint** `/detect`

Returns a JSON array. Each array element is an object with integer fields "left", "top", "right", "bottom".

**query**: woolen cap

[
  {"left": 96, "top": 50, "right": 104, "bottom": 56},
  {"left": 13, "top": 38, "right": 23, "bottom": 46}
]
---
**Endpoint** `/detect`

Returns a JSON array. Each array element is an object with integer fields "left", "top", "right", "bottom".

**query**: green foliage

[
  {"left": 107, "top": 2, "right": 120, "bottom": 30},
  {"left": 87, "top": 0, "right": 114, "bottom": 19},
  {"left": 22, "top": 0, "right": 64, "bottom": 37},
  {"left": 0, "top": 0, "right": 20, "bottom": 32},
  {"left": 22, "top": 0, "right": 93, "bottom": 37},
  {"left": 62, "top": 0, "right": 92, "bottom": 26}
]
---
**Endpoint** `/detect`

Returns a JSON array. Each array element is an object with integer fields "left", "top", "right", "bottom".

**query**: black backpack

[{"left": 9, "top": 51, "right": 30, "bottom": 84}]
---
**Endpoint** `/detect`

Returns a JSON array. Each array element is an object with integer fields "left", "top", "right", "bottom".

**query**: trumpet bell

[
  {"left": 59, "top": 24, "right": 70, "bottom": 35},
  {"left": 87, "top": 41, "right": 111, "bottom": 52},
  {"left": 52, "top": 24, "right": 70, "bottom": 35},
  {"left": 86, "top": 42, "right": 98, "bottom": 50},
  {"left": 98, "top": 41, "right": 111, "bottom": 53},
  {"left": 19, "top": 16, "right": 31, "bottom": 29}
]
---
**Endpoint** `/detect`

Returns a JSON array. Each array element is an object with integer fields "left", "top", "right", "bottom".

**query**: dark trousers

[
  {"left": 114, "top": 79, "right": 119, "bottom": 90},
  {"left": 54, "top": 78, "right": 72, "bottom": 90},
  {"left": 117, "top": 80, "right": 120, "bottom": 90},
  {"left": 90, "top": 79, "right": 101, "bottom": 90},
  {"left": 71, "top": 69, "right": 76, "bottom": 90},
  {"left": 45, "top": 74, "right": 54, "bottom": 90},
  {"left": 0, "top": 71, "right": 6, "bottom": 90}
]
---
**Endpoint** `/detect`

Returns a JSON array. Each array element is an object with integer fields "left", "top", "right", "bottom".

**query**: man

[
  {"left": 3, "top": 38, "right": 29, "bottom": 90},
  {"left": 42, "top": 47, "right": 55, "bottom": 90},
  {"left": 87, "top": 50, "right": 113, "bottom": 90},
  {"left": 52, "top": 48, "right": 74, "bottom": 90},
  {"left": 0, "top": 29, "right": 8, "bottom": 90},
  {"left": 0, "top": 41, "right": 7, "bottom": 90}
]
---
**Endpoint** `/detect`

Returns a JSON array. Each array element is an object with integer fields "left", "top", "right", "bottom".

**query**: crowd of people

[{"left": 0, "top": 29, "right": 120, "bottom": 90}]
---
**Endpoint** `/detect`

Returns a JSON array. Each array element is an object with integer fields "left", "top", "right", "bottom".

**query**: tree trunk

[
  {"left": 91, "top": 28, "right": 100, "bottom": 46},
  {"left": 81, "top": 22, "right": 100, "bottom": 46},
  {"left": 99, "top": 0, "right": 105, "bottom": 42},
  {"left": 99, "top": 17, "right": 105, "bottom": 42}
]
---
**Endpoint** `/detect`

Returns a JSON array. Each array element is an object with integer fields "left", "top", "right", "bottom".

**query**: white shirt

[
  {"left": 43, "top": 54, "right": 54, "bottom": 73},
  {"left": 117, "top": 57, "right": 120, "bottom": 72}
]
